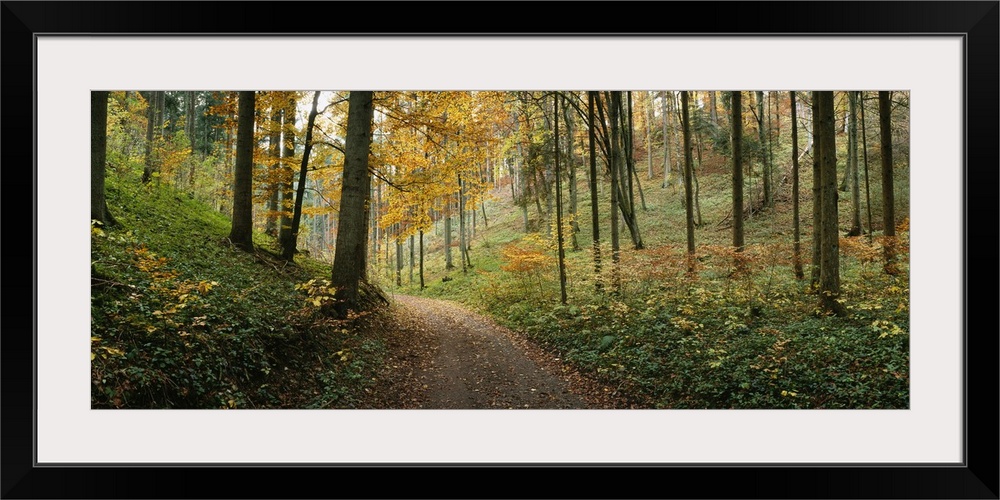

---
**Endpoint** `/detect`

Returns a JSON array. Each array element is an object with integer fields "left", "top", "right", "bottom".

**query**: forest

[{"left": 90, "top": 89, "right": 910, "bottom": 409}]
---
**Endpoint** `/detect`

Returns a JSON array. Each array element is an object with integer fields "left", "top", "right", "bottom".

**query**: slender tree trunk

[
  {"left": 278, "top": 95, "right": 297, "bottom": 251},
  {"left": 266, "top": 106, "right": 281, "bottom": 238},
  {"left": 847, "top": 91, "right": 862, "bottom": 236},
  {"left": 91, "top": 91, "right": 116, "bottom": 227},
  {"left": 731, "top": 91, "right": 744, "bottom": 253},
  {"left": 757, "top": 91, "right": 772, "bottom": 208},
  {"left": 879, "top": 91, "right": 898, "bottom": 275},
  {"left": 228, "top": 91, "right": 256, "bottom": 252},
  {"left": 790, "top": 91, "right": 804, "bottom": 280},
  {"left": 562, "top": 95, "right": 579, "bottom": 251},
  {"left": 409, "top": 233, "right": 415, "bottom": 284},
  {"left": 554, "top": 95, "right": 568, "bottom": 305},
  {"left": 186, "top": 91, "right": 197, "bottom": 191},
  {"left": 645, "top": 91, "right": 654, "bottom": 180},
  {"left": 141, "top": 91, "right": 155, "bottom": 184},
  {"left": 281, "top": 91, "right": 320, "bottom": 261},
  {"left": 860, "top": 92, "right": 874, "bottom": 244},
  {"left": 331, "top": 91, "right": 378, "bottom": 313},
  {"left": 587, "top": 92, "right": 603, "bottom": 293},
  {"left": 817, "top": 91, "right": 845, "bottom": 315},
  {"left": 810, "top": 93, "right": 822, "bottom": 286},
  {"left": 709, "top": 91, "right": 719, "bottom": 125},
  {"left": 396, "top": 227, "right": 403, "bottom": 287},
  {"left": 444, "top": 197, "right": 454, "bottom": 269},
  {"left": 419, "top": 229, "right": 426, "bottom": 289},
  {"left": 608, "top": 92, "right": 622, "bottom": 293},
  {"left": 681, "top": 91, "right": 696, "bottom": 275},
  {"left": 458, "top": 175, "right": 467, "bottom": 273},
  {"left": 662, "top": 91, "right": 673, "bottom": 188}
]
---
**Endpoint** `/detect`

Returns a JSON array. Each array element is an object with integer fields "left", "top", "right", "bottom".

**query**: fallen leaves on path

[{"left": 357, "top": 294, "right": 637, "bottom": 409}]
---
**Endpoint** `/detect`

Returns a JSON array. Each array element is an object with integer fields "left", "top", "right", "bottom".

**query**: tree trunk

[
  {"left": 91, "top": 91, "right": 116, "bottom": 227},
  {"left": 228, "top": 91, "right": 256, "bottom": 252},
  {"left": 562, "top": 94, "right": 580, "bottom": 251},
  {"left": 281, "top": 91, "right": 320, "bottom": 261},
  {"left": 817, "top": 91, "right": 846, "bottom": 315},
  {"left": 681, "top": 91, "right": 696, "bottom": 275},
  {"left": 757, "top": 91, "right": 772, "bottom": 208},
  {"left": 186, "top": 91, "right": 197, "bottom": 191},
  {"left": 554, "top": 95, "right": 568, "bottom": 305},
  {"left": 458, "top": 175, "right": 467, "bottom": 273},
  {"left": 879, "top": 91, "right": 898, "bottom": 274},
  {"left": 860, "top": 92, "right": 874, "bottom": 244},
  {"left": 278, "top": 94, "right": 297, "bottom": 252},
  {"left": 331, "top": 91, "right": 378, "bottom": 313},
  {"left": 847, "top": 91, "right": 862, "bottom": 236},
  {"left": 790, "top": 91, "right": 804, "bottom": 280},
  {"left": 731, "top": 91, "right": 744, "bottom": 252},
  {"left": 709, "top": 91, "right": 719, "bottom": 126},
  {"left": 587, "top": 91, "right": 603, "bottom": 293},
  {"left": 265, "top": 106, "right": 281, "bottom": 238},
  {"left": 608, "top": 92, "right": 622, "bottom": 292},
  {"left": 662, "top": 91, "right": 673, "bottom": 188},
  {"left": 141, "top": 91, "right": 155, "bottom": 184},
  {"left": 810, "top": 93, "right": 822, "bottom": 286},
  {"left": 419, "top": 229, "right": 425, "bottom": 289},
  {"left": 444, "top": 197, "right": 454, "bottom": 270}
]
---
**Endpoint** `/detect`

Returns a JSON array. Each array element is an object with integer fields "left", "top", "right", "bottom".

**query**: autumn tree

[
  {"left": 815, "top": 91, "right": 845, "bottom": 315},
  {"left": 681, "top": 91, "right": 696, "bottom": 275},
  {"left": 847, "top": 91, "right": 863, "bottom": 236},
  {"left": 587, "top": 91, "right": 603, "bottom": 292},
  {"left": 879, "top": 91, "right": 898, "bottom": 275},
  {"left": 281, "top": 91, "right": 320, "bottom": 261},
  {"left": 227, "top": 90, "right": 256, "bottom": 252},
  {"left": 790, "top": 91, "right": 804, "bottom": 280},
  {"left": 330, "top": 91, "right": 383, "bottom": 314},
  {"left": 91, "top": 90, "right": 116, "bottom": 227},
  {"left": 731, "top": 91, "right": 744, "bottom": 254}
]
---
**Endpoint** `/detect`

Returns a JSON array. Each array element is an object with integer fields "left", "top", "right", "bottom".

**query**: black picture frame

[{"left": 4, "top": 2, "right": 997, "bottom": 498}]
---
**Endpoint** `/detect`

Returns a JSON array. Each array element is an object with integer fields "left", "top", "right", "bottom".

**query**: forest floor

[{"left": 356, "top": 295, "right": 637, "bottom": 409}]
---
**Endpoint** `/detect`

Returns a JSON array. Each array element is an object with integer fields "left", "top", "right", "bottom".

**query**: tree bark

[
  {"left": 757, "top": 91, "right": 773, "bottom": 208},
  {"left": 847, "top": 91, "right": 862, "bottom": 236},
  {"left": 587, "top": 91, "right": 603, "bottom": 293},
  {"left": 554, "top": 95, "right": 568, "bottom": 305},
  {"left": 331, "top": 91, "right": 378, "bottom": 312},
  {"left": 681, "top": 91, "right": 696, "bottom": 275},
  {"left": 790, "top": 91, "right": 804, "bottom": 280},
  {"left": 731, "top": 91, "right": 744, "bottom": 252},
  {"left": 228, "top": 91, "right": 256, "bottom": 252},
  {"left": 91, "top": 91, "right": 116, "bottom": 227},
  {"left": 281, "top": 91, "right": 320, "bottom": 261},
  {"left": 817, "top": 91, "right": 846, "bottom": 315},
  {"left": 879, "top": 91, "right": 898, "bottom": 274},
  {"left": 810, "top": 93, "right": 822, "bottom": 286}
]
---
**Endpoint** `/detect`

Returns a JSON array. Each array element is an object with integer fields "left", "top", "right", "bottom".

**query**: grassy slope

[{"left": 91, "top": 174, "right": 386, "bottom": 409}]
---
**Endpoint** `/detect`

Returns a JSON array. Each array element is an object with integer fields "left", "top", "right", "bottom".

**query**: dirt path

[{"left": 359, "top": 294, "right": 628, "bottom": 409}]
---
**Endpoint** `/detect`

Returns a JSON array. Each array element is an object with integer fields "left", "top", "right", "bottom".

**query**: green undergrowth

[
  {"left": 391, "top": 157, "right": 910, "bottom": 409},
  {"left": 91, "top": 176, "right": 386, "bottom": 408}
]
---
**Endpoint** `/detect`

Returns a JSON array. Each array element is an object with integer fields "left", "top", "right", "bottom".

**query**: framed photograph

[{"left": 5, "top": 2, "right": 996, "bottom": 498}]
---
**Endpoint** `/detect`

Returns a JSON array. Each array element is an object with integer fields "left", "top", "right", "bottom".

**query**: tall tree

[
  {"left": 810, "top": 93, "right": 822, "bottom": 285},
  {"left": 330, "top": 91, "right": 379, "bottom": 313},
  {"left": 731, "top": 91, "right": 744, "bottom": 253},
  {"left": 756, "top": 91, "right": 773, "bottom": 208},
  {"left": 228, "top": 91, "right": 256, "bottom": 252},
  {"left": 790, "top": 91, "right": 804, "bottom": 280},
  {"left": 554, "top": 95, "right": 568, "bottom": 305},
  {"left": 91, "top": 91, "right": 116, "bottom": 227},
  {"left": 587, "top": 91, "right": 602, "bottom": 292},
  {"left": 859, "top": 91, "right": 875, "bottom": 244},
  {"left": 681, "top": 91, "right": 696, "bottom": 275},
  {"left": 662, "top": 91, "right": 673, "bottom": 188},
  {"left": 278, "top": 93, "right": 297, "bottom": 251},
  {"left": 879, "top": 91, "right": 898, "bottom": 275},
  {"left": 606, "top": 92, "right": 622, "bottom": 292},
  {"left": 816, "top": 91, "right": 846, "bottom": 315},
  {"left": 141, "top": 91, "right": 156, "bottom": 184},
  {"left": 281, "top": 91, "right": 320, "bottom": 261},
  {"left": 847, "top": 91, "right": 863, "bottom": 236}
]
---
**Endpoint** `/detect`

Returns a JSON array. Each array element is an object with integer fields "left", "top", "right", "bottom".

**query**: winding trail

[{"left": 360, "top": 294, "right": 612, "bottom": 409}]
